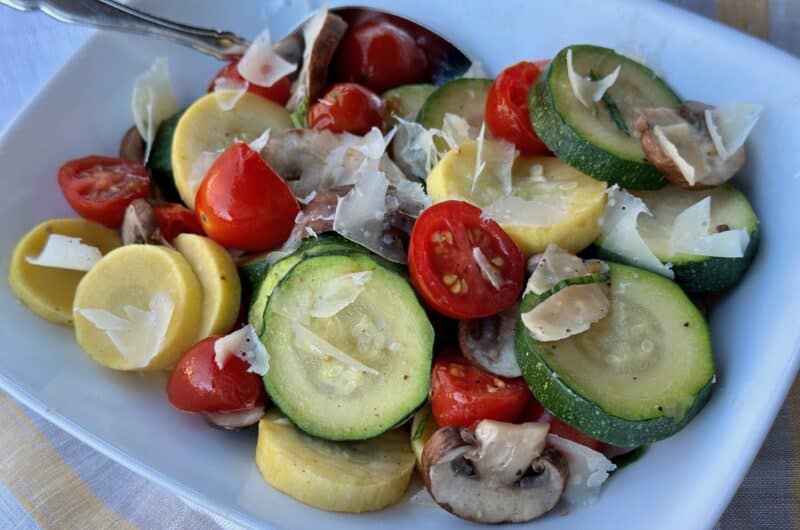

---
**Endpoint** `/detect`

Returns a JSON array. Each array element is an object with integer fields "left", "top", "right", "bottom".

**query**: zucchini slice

[
  {"left": 597, "top": 184, "right": 759, "bottom": 292},
  {"left": 382, "top": 83, "right": 435, "bottom": 123},
  {"left": 247, "top": 234, "right": 362, "bottom": 335},
  {"left": 529, "top": 45, "right": 680, "bottom": 189},
  {"left": 261, "top": 252, "right": 433, "bottom": 441},
  {"left": 417, "top": 78, "right": 492, "bottom": 150},
  {"left": 516, "top": 262, "right": 714, "bottom": 446},
  {"left": 147, "top": 109, "right": 184, "bottom": 203}
]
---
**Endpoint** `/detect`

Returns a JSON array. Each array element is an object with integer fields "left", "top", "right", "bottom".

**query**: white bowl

[{"left": 1, "top": 0, "right": 798, "bottom": 528}]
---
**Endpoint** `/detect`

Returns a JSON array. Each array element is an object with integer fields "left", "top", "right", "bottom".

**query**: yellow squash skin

[
  {"left": 8, "top": 218, "right": 121, "bottom": 325},
  {"left": 426, "top": 141, "right": 608, "bottom": 256},
  {"left": 171, "top": 91, "right": 292, "bottom": 208},
  {"left": 72, "top": 245, "right": 203, "bottom": 371},
  {"left": 173, "top": 233, "right": 240, "bottom": 339},
  {"left": 256, "top": 411, "right": 415, "bottom": 513}
]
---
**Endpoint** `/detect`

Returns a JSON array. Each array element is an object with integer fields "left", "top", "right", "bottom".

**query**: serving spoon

[{"left": 0, "top": 0, "right": 471, "bottom": 77}]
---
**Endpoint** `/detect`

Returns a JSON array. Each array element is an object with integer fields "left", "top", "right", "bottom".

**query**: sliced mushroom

[
  {"left": 121, "top": 198, "right": 160, "bottom": 245},
  {"left": 458, "top": 303, "right": 521, "bottom": 378},
  {"left": 287, "top": 11, "right": 348, "bottom": 110},
  {"left": 204, "top": 403, "right": 266, "bottom": 430},
  {"left": 421, "top": 420, "right": 567, "bottom": 524},
  {"left": 635, "top": 101, "right": 745, "bottom": 189},
  {"left": 119, "top": 125, "right": 145, "bottom": 164}
]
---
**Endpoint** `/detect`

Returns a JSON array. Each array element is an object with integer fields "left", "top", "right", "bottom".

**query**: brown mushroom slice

[
  {"left": 521, "top": 283, "right": 609, "bottom": 342},
  {"left": 286, "top": 10, "right": 348, "bottom": 111},
  {"left": 635, "top": 102, "right": 745, "bottom": 189},
  {"left": 120, "top": 198, "right": 160, "bottom": 245},
  {"left": 422, "top": 420, "right": 567, "bottom": 524},
  {"left": 119, "top": 125, "right": 145, "bottom": 163},
  {"left": 204, "top": 403, "right": 266, "bottom": 430},
  {"left": 458, "top": 303, "right": 521, "bottom": 378}
]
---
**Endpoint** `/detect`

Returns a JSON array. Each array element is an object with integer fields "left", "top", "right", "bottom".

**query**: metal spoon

[{"left": 0, "top": 0, "right": 471, "bottom": 78}]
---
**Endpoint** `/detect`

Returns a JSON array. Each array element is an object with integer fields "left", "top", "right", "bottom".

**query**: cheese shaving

[
  {"left": 521, "top": 283, "right": 609, "bottom": 341},
  {"left": 566, "top": 48, "right": 620, "bottom": 109},
  {"left": 669, "top": 197, "right": 749, "bottom": 258},
  {"left": 652, "top": 123, "right": 710, "bottom": 186},
  {"left": 472, "top": 247, "right": 503, "bottom": 290},
  {"left": 237, "top": 25, "right": 297, "bottom": 87},
  {"left": 212, "top": 80, "right": 249, "bottom": 111},
  {"left": 26, "top": 234, "right": 102, "bottom": 272},
  {"left": 440, "top": 113, "right": 474, "bottom": 151},
  {"left": 598, "top": 186, "right": 674, "bottom": 278},
  {"left": 214, "top": 325, "right": 269, "bottom": 375},
  {"left": 482, "top": 195, "right": 567, "bottom": 227},
  {"left": 248, "top": 129, "right": 271, "bottom": 152},
  {"left": 187, "top": 150, "right": 222, "bottom": 203},
  {"left": 292, "top": 321, "right": 380, "bottom": 375},
  {"left": 547, "top": 434, "right": 616, "bottom": 506},
  {"left": 131, "top": 57, "right": 179, "bottom": 163},
  {"left": 77, "top": 292, "right": 173, "bottom": 369},
  {"left": 310, "top": 271, "right": 373, "bottom": 318},
  {"left": 393, "top": 116, "right": 441, "bottom": 178},
  {"left": 471, "top": 122, "right": 487, "bottom": 194},
  {"left": 526, "top": 244, "right": 590, "bottom": 295},
  {"left": 705, "top": 102, "right": 763, "bottom": 161}
]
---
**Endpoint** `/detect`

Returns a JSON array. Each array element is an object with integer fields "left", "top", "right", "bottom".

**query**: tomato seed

[
  {"left": 450, "top": 281, "right": 462, "bottom": 294},
  {"left": 443, "top": 274, "right": 458, "bottom": 286},
  {"left": 460, "top": 279, "right": 469, "bottom": 294},
  {"left": 486, "top": 385, "right": 499, "bottom": 393},
  {"left": 493, "top": 377, "right": 506, "bottom": 388},
  {"left": 491, "top": 256, "right": 505, "bottom": 267}
]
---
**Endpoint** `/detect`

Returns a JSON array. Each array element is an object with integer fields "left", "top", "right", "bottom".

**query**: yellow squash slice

[
  {"left": 8, "top": 218, "right": 121, "bottom": 325},
  {"left": 173, "top": 233, "right": 240, "bottom": 339},
  {"left": 426, "top": 141, "right": 608, "bottom": 256},
  {"left": 172, "top": 90, "right": 292, "bottom": 208},
  {"left": 73, "top": 245, "right": 202, "bottom": 371},
  {"left": 256, "top": 411, "right": 415, "bottom": 513}
]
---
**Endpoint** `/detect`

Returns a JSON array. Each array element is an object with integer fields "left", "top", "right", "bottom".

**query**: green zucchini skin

[
  {"left": 147, "top": 109, "right": 185, "bottom": 203},
  {"left": 417, "top": 78, "right": 492, "bottom": 151},
  {"left": 515, "top": 262, "right": 714, "bottom": 447},
  {"left": 238, "top": 253, "right": 270, "bottom": 292},
  {"left": 529, "top": 45, "right": 680, "bottom": 190},
  {"left": 261, "top": 252, "right": 434, "bottom": 441}
]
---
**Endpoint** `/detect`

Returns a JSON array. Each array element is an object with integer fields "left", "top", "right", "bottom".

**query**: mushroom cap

[
  {"left": 457, "top": 304, "right": 521, "bottom": 378},
  {"left": 421, "top": 420, "right": 568, "bottom": 524},
  {"left": 203, "top": 403, "right": 266, "bottom": 430},
  {"left": 119, "top": 125, "right": 145, "bottom": 164},
  {"left": 121, "top": 198, "right": 160, "bottom": 246}
]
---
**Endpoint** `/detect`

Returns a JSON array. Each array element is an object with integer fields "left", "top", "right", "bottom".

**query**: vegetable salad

[{"left": 7, "top": 6, "right": 762, "bottom": 524}]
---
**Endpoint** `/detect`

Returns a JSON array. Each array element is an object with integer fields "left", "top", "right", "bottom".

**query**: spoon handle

[{"left": 0, "top": 0, "right": 249, "bottom": 59}]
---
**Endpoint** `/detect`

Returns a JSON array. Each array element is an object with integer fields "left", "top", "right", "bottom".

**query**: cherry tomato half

[
  {"left": 408, "top": 200, "right": 525, "bottom": 319},
  {"left": 167, "top": 336, "right": 266, "bottom": 413},
  {"left": 522, "top": 399, "right": 608, "bottom": 453},
  {"left": 431, "top": 348, "right": 531, "bottom": 428},
  {"left": 195, "top": 142, "right": 299, "bottom": 251},
  {"left": 57, "top": 156, "right": 150, "bottom": 228},
  {"left": 207, "top": 59, "right": 291, "bottom": 106},
  {"left": 485, "top": 61, "right": 550, "bottom": 155},
  {"left": 307, "top": 82, "right": 384, "bottom": 135},
  {"left": 153, "top": 203, "right": 205, "bottom": 243},
  {"left": 332, "top": 18, "right": 427, "bottom": 93}
]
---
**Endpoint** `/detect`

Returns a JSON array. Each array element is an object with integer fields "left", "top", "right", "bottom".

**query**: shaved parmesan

[
  {"left": 472, "top": 247, "right": 503, "bottom": 290},
  {"left": 248, "top": 129, "right": 271, "bottom": 152},
  {"left": 599, "top": 186, "right": 674, "bottom": 278},
  {"left": 482, "top": 195, "right": 567, "bottom": 227},
  {"left": 471, "top": 122, "right": 487, "bottom": 194},
  {"left": 393, "top": 116, "right": 441, "bottom": 178},
  {"left": 237, "top": 25, "right": 297, "bottom": 87},
  {"left": 521, "top": 283, "right": 609, "bottom": 341},
  {"left": 461, "top": 60, "right": 486, "bottom": 78},
  {"left": 566, "top": 48, "right": 620, "bottom": 109},
  {"left": 547, "top": 434, "right": 616, "bottom": 506},
  {"left": 705, "top": 102, "right": 763, "bottom": 161},
  {"left": 131, "top": 57, "right": 179, "bottom": 163},
  {"left": 440, "top": 113, "right": 474, "bottom": 151},
  {"left": 214, "top": 325, "right": 269, "bottom": 375},
  {"left": 669, "top": 197, "right": 749, "bottom": 258},
  {"left": 26, "top": 234, "right": 102, "bottom": 272},
  {"left": 187, "top": 150, "right": 222, "bottom": 202},
  {"left": 77, "top": 292, "right": 173, "bottom": 368},
  {"left": 652, "top": 123, "right": 710, "bottom": 186},
  {"left": 292, "top": 321, "right": 379, "bottom": 375},
  {"left": 212, "top": 80, "right": 249, "bottom": 111},
  {"left": 310, "top": 271, "right": 373, "bottom": 318},
  {"left": 526, "top": 244, "right": 590, "bottom": 295},
  {"left": 333, "top": 165, "right": 406, "bottom": 263}
]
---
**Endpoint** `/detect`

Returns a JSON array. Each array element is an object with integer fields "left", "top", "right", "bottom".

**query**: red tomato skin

[
  {"left": 408, "top": 200, "right": 525, "bottom": 319},
  {"left": 153, "top": 203, "right": 205, "bottom": 242},
  {"left": 332, "top": 19, "right": 427, "bottom": 93},
  {"left": 167, "top": 336, "right": 266, "bottom": 413},
  {"left": 307, "top": 82, "right": 384, "bottom": 135},
  {"left": 485, "top": 61, "right": 550, "bottom": 155},
  {"left": 207, "top": 60, "right": 291, "bottom": 106},
  {"left": 58, "top": 156, "right": 151, "bottom": 228},
  {"left": 195, "top": 142, "right": 299, "bottom": 252},
  {"left": 522, "top": 399, "right": 607, "bottom": 452},
  {"left": 431, "top": 349, "right": 531, "bottom": 428}
]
